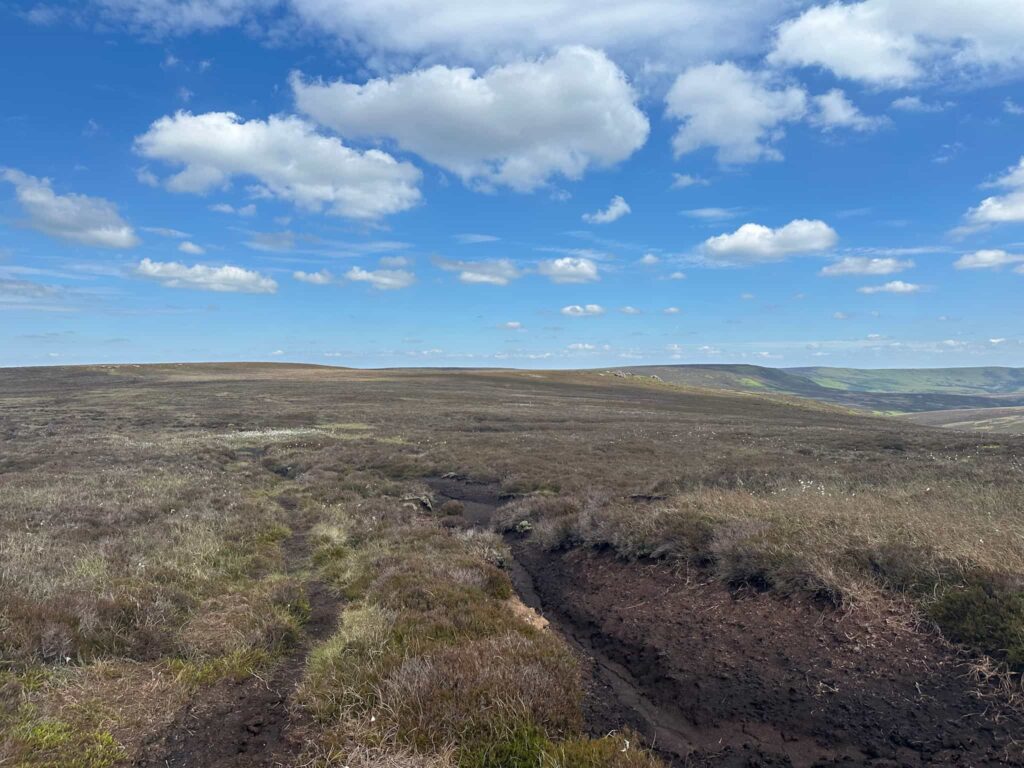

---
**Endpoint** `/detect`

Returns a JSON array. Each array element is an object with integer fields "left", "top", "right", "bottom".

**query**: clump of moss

[{"left": 5, "top": 712, "right": 126, "bottom": 768}]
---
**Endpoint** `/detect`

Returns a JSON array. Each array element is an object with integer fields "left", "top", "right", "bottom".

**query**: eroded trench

[
  {"left": 426, "top": 476, "right": 706, "bottom": 767},
  {"left": 425, "top": 476, "right": 1024, "bottom": 768}
]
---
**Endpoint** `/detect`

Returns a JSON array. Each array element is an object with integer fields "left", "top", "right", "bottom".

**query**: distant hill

[
  {"left": 903, "top": 406, "right": 1024, "bottom": 433},
  {"left": 789, "top": 366, "right": 1024, "bottom": 395},
  {"left": 610, "top": 364, "right": 1024, "bottom": 414}
]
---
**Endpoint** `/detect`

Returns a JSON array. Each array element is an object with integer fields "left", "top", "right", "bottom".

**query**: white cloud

[
  {"left": 292, "top": 47, "right": 649, "bottom": 192},
  {"left": 890, "top": 96, "right": 952, "bottom": 113},
  {"left": 621, "top": 306, "right": 641, "bottom": 314},
  {"left": 293, "top": 269, "right": 334, "bottom": 284},
  {"left": 136, "top": 167, "right": 161, "bottom": 187},
  {"left": 770, "top": 0, "right": 1024, "bottom": 87},
  {"left": 142, "top": 226, "right": 189, "bottom": 238},
  {"left": 665, "top": 62, "right": 807, "bottom": 164},
  {"left": 811, "top": 89, "right": 889, "bottom": 132},
  {"left": 954, "top": 249, "right": 1024, "bottom": 269},
  {"left": 455, "top": 233, "right": 499, "bottom": 244},
  {"left": 100, "top": 1, "right": 788, "bottom": 71},
  {"left": 568, "top": 342, "right": 596, "bottom": 351},
  {"left": 639, "top": 253, "right": 659, "bottom": 265},
  {"left": 963, "top": 157, "right": 1024, "bottom": 228},
  {"left": 178, "top": 240, "right": 205, "bottom": 255},
  {"left": 703, "top": 219, "right": 838, "bottom": 264},
  {"left": 134, "top": 111, "right": 421, "bottom": 219},
  {"left": 378, "top": 255, "right": 410, "bottom": 268},
  {"left": 434, "top": 257, "right": 521, "bottom": 285},
  {"left": 345, "top": 266, "right": 416, "bottom": 290},
  {"left": 664, "top": 306, "right": 680, "bottom": 314},
  {"left": 858, "top": 280, "right": 922, "bottom": 294},
  {"left": 667, "top": 271, "right": 687, "bottom": 280},
  {"left": 682, "top": 207, "right": 738, "bottom": 221},
  {"left": 502, "top": 321, "right": 522, "bottom": 330},
  {"left": 820, "top": 256, "right": 913, "bottom": 276},
  {"left": 135, "top": 257, "right": 277, "bottom": 293},
  {"left": 561, "top": 304, "right": 605, "bottom": 317},
  {"left": 210, "top": 202, "right": 256, "bottom": 216},
  {"left": 671, "top": 173, "right": 709, "bottom": 188},
  {"left": 833, "top": 311, "right": 850, "bottom": 320},
  {"left": 1006, "top": 99, "right": 1024, "bottom": 116},
  {"left": 538, "top": 257, "right": 599, "bottom": 283},
  {"left": 1, "top": 168, "right": 140, "bottom": 248},
  {"left": 582, "top": 195, "right": 631, "bottom": 224}
]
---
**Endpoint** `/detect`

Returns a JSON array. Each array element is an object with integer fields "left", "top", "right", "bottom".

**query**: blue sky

[{"left": 2, "top": 0, "right": 1024, "bottom": 369}]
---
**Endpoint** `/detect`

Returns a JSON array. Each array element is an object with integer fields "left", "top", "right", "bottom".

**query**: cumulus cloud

[
  {"left": 178, "top": 240, "right": 205, "bottom": 255},
  {"left": 433, "top": 257, "right": 521, "bottom": 285},
  {"left": 292, "top": 47, "right": 649, "bottom": 191},
  {"left": 621, "top": 306, "right": 641, "bottom": 314},
  {"left": 95, "top": 1, "right": 789, "bottom": 72},
  {"left": 561, "top": 304, "right": 605, "bottom": 317},
  {"left": 703, "top": 219, "right": 838, "bottom": 264},
  {"left": 135, "top": 257, "right": 277, "bottom": 293},
  {"left": 134, "top": 111, "right": 421, "bottom": 219},
  {"left": 502, "top": 321, "right": 522, "bottom": 330},
  {"left": 820, "top": 256, "right": 913, "bottom": 276},
  {"left": 582, "top": 195, "right": 631, "bottom": 224},
  {"left": 665, "top": 62, "right": 807, "bottom": 164},
  {"left": 345, "top": 266, "right": 415, "bottom": 290},
  {"left": 770, "top": 0, "right": 1024, "bottom": 86},
  {"left": 538, "top": 257, "right": 599, "bottom": 283},
  {"left": 1, "top": 168, "right": 139, "bottom": 248},
  {"left": 963, "top": 157, "right": 1024, "bottom": 229},
  {"left": 858, "top": 280, "right": 922, "bottom": 294},
  {"left": 639, "top": 254, "right": 659, "bottom": 265},
  {"left": 293, "top": 269, "right": 334, "bottom": 284},
  {"left": 664, "top": 306, "right": 680, "bottom": 314},
  {"left": 810, "top": 89, "right": 889, "bottom": 132},
  {"left": 954, "top": 249, "right": 1024, "bottom": 269}
]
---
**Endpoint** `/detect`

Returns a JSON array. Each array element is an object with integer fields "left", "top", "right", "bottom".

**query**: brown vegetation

[{"left": 2, "top": 362, "right": 1023, "bottom": 765}]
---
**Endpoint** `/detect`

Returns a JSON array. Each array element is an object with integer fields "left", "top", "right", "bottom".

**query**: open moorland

[{"left": 3, "top": 363, "right": 1024, "bottom": 767}]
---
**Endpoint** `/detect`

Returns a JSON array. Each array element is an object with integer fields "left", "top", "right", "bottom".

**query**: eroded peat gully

[{"left": 428, "top": 476, "right": 1024, "bottom": 768}]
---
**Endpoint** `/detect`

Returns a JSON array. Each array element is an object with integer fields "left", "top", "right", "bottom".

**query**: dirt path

[
  {"left": 134, "top": 510, "right": 342, "bottom": 768},
  {"left": 429, "top": 477, "right": 1024, "bottom": 768}
]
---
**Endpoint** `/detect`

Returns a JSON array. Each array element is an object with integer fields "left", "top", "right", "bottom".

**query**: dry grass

[{"left": 3, "top": 362, "right": 1024, "bottom": 762}]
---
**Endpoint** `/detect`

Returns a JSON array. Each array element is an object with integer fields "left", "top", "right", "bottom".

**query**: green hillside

[
  {"left": 789, "top": 366, "right": 1024, "bottom": 395},
  {"left": 611, "top": 364, "right": 1024, "bottom": 413}
]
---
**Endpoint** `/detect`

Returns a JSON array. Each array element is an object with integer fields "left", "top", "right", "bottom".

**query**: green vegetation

[
  {"left": 292, "top": 469, "right": 662, "bottom": 766},
  {"left": 793, "top": 366, "right": 1024, "bottom": 395},
  {"left": 612, "top": 363, "right": 1024, "bottom": 413}
]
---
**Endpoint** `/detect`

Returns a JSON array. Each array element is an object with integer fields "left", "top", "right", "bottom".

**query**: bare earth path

[{"left": 134, "top": 512, "right": 342, "bottom": 768}]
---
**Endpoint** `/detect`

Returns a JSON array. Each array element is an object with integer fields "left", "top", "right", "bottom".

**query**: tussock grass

[
  {"left": 295, "top": 489, "right": 664, "bottom": 766},
  {"left": 506, "top": 480, "right": 1024, "bottom": 667}
]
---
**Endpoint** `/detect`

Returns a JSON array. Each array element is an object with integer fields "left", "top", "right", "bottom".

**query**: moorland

[{"left": 2, "top": 363, "right": 1024, "bottom": 767}]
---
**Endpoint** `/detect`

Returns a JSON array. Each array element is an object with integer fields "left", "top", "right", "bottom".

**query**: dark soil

[
  {"left": 134, "top": 529, "right": 342, "bottom": 768},
  {"left": 431, "top": 478, "right": 1024, "bottom": 768}
]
